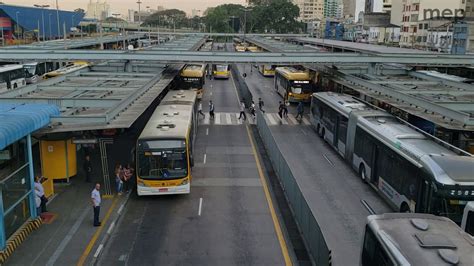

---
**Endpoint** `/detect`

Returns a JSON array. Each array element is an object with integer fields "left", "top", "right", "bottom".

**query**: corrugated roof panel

[{"left": 0, "top": 103, "right": 59, "bottom": 149}]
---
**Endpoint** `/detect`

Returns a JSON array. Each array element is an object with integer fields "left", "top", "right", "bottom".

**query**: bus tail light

[{"left": 137, "top": 179, "right": 148, "bottom": 187}]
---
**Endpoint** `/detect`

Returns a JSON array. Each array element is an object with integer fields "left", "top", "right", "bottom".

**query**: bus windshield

[
  {"left": 24, "top": 65, "right": 37, "bottom": 76},
  {"left": 138, "top": 140, "right": 188, "bottom": 180},
  {"left": 216, "top": 65, "right": 228, "bottom": 72},
  {"left": 290, "top": 80, "right": 313, "bottom": 94}
]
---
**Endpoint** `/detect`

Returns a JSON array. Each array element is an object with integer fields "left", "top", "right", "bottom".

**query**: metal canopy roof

[
  {"left": 0, "top": 35, "right": 206, "bottom": 133},
  {"left": 0, "top": 49, "right": 473, "bottom": 65},
  {"left": 0, "top": 103, "right": 59, "bottom": 149},
  {"left": 332, "top": 69, "right": 474, "bottom": 130}
]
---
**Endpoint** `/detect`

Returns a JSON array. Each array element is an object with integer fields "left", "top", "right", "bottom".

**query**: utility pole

[
  {"left": 34, "top": 4, "right": 50, "bottom": 41},
  {"left": 56, "top": 0, "right": 60, "bottom": 39}
]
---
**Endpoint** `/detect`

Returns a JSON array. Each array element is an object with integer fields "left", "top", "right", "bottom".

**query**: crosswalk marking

[{"left": 198, "top": 112, "right": 310, "bottom": 126}]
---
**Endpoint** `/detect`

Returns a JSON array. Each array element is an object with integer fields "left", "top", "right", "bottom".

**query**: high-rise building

[
  {"left": 324, "top": 0, "right": 343, "bottom": 18},
  {"left": 365, "top": 0, "right": 392, "bottom": 13},
  {"left": 86, "top": 0, "right": 110, "bottom": 20},
  {"left": 292, "top": 0, "right": 324, "bottom": 22}
]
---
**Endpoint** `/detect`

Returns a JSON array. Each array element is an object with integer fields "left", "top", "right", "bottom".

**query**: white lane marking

[
  {"left": 281, "top": 116, "right": 289, "bottom": 125},
  {"left": 117, "top": 204, "right": 125, "bottom": 215},
  {"left": 118, "top": 254, "right": 127, "bottom": 261},
  {"left": 203, "top": 115, "right": 210, "bottom": 125},
  {"left": 94, "top": 244, "right": 104, "bottom": 258},
  {"left": 302, "top": 117, "right": 311, "bottom": 125},
  {"left": 323, "top": 154, "right": 335, "bottom": 167},
  {"left": 215, "top": 113, "right": 221, "bottom": 124},
  {"left": 107, "top": 221, "right": 115, "bottom": 235},
  {"left": 266, "top": 113, "right": 277, "bottom": 125},
  {"left": 300, "top": 128, "right": 308, "bottom": 136},
  {"left": 226, "top": 113, "right": 231, "bottom": 125},
  {"left": 206, "top": 128, "right": 209, "bottom": 135},
  {"left": 198, "top": 198, "right": 203, "bottom": 216},
  {"left": 210, "top": 92, "right": 213, "bottom": 96},
  {"left": 45, "top": 205, "right": 90, "bottom": 266},
  {"left": 237, "top": 113, "right": 243, "bottom": 124},
  {"left": 203, "top": 154, "right": 207, "bottom": 164},
  {"left": 287, "top": 114, "right": 298, "bottom": 125}
]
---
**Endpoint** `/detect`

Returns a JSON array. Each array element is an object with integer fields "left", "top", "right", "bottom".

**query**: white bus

[
  {"left": 310, "top": 92, "right": 474, "bottom": 224},
  {"left": 23, "top": 62, "right": 59, "bottom": 84},
  {"left": 136, "top": 90, "right": 198, "bottom": 196},
  {"left": 361, "top": 213, "right": 474, "bottom": 265},
  {"left": 0, "top": 65, "right": 26, "bottom": 91}
]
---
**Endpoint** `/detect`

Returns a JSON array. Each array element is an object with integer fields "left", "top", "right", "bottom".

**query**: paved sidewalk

[{"left": 5, "top": 176, "right": 128, "bottom": 266}]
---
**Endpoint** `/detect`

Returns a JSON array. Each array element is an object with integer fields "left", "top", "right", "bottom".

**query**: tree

[
  {"left": 204, "top": 4, "right": 245, "bottom": 33},
  {"left": 142, "top": 9, "right": 188, "bottom": 29}
]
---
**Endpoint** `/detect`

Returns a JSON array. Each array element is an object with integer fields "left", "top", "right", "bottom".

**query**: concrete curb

[
  {"left": 0, "top": 217, "right": 43, "bottom": 265},
  {"left": 90, "top": 192, "right": 132, "bottom": 265}
]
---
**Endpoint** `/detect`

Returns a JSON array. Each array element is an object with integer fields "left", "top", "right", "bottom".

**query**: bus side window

[
  {"left": 362, "top": 226, "right": 394, "bottom": 266},
  {"left": 465, "top": 211, "right": 474, "bottom": 235}
]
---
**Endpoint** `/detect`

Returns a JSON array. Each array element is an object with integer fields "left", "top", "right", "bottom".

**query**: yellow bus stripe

[
  {"left": 245, "top": 125, "right": 293, "bottom": 266},
  {"left": 76, "top": 197, "right": 119, "bottom": 266}
]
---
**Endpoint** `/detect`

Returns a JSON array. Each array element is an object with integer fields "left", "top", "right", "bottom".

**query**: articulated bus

[
  {"left": 275, "top": 67, "right": 314, "bottom": 103},
  {"left": 258, "top": 65, "right": 276, "bottom": 77},
  {"left": 212, "top": 64, "right": 230, "bottom": 79},
  {"left": 361, "top": 213, "right": 474, "bottom": 266},
  {"left": 0, "top": 64, "right": 26, "bottom": 91},
  {"left": 179, "top": 64, "right": 206, "bottom": 99},
  {"left": 136, "top": 90, "right": 198, "bottom": 196},
  {"left": 23, "top": 62, "right": 59, "bottom": 84},
  {"left": 43, "top": 61, "right": 90, "bottom": 79},
  {"left": 310, "top": 92, "right": 474, "bottom": 224}
]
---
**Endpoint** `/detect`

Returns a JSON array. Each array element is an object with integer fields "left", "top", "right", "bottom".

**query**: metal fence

[
  {"left": 231, "top": 64, "right": 253, "bottom": 108},
  {"left": 256, "top": 110, "right": 331, "bottom": 266}
]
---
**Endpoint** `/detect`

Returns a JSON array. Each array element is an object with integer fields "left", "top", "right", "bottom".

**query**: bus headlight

[
  {"left": 181, "top": 178, "right": 189, "bottom": 185},
  {"left": 137, "top": 179, "right": 147, "bottom": 187},
  {"left": 288, "top": 92, "right": 293, "bottom": 96}
]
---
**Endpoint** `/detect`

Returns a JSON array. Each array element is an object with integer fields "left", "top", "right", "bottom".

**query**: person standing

[
  {"left": 198, "top": 101, "right": 205, "bottom": 118},
  {"left": 115, "top": 164, "right": 123, "bottom": 195},
  {"left": 258, "top": 98, "right": 265, "bottom": 113},
  {"left": 209, "top": 100, "right": 215, "bottom": 119},
  {"left": 91, "top": 183, "right": 101, "bottom": 227},
  {"left": 34, "top": 176, "right": 47, "bottom": 213},
  {"left": 296, "top": 102, "right": 304, "bottom": 120},
  {"left": 283, "top": 100, "right": 289, "bottom": 118},
  {"left": 123, "top": 164, "right": 134, "bottom": 193},
  {"left": 83, "top": 155, "right": 92, "bottom": 183},
  {"left": 238, "top": 100, "right": 247, "bottom": 120}
]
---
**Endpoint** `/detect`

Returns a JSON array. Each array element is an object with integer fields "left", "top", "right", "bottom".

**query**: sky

[{"left": 5, "top": 0, "right": 246, "bottom": 17}]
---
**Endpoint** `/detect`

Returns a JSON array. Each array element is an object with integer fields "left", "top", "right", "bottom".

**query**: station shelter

[{"left": 0, "top": 103, "right": 59, "bottom": 250}]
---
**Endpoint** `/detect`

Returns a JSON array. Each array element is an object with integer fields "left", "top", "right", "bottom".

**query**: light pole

[
  {"left": 34, "top": 4, "right": 49, "bottom": 41},
  {"left": 137, "top": 0, "right": 142, "bottom": 31},
  {"left": 55, "top": 0, "right": 60, "bottom": 39},
  {"left": 49, "top": 13, "right": 52, "bottom": 39},
  {"left": 241, "top": 7, "right": 252, "bottom": 40},
  {"left": 15, "top": 11, "right": 21, "bottom": 43}
]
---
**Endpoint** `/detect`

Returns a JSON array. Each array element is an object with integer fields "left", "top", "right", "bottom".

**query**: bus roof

[
  {"left": 417, "top": 70, "right": 472, "bottom": 83},
  {"left": 138, "top": 91, "right": 196, "bottom": 141},
  {"left": 367, "top": 213, "right": 474, "bottom": 265},
  {"left": 181, "top": 64, "right": 206, "bottom": 78},
  {"left": 0, "top": 64, "right": 23, "bottom": 72},
  {"left": 314, "top": 92, "right": 474, "bottom": 185},
  {"left": 275, "top": 67, "right": 311, "bottom": 80}
]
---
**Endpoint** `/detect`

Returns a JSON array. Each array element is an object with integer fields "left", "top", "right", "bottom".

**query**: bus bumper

[
  {"left": 137, "top": 183, "right": 190, "bottom": 196},
  {"left": 288, "top": 95, "right": 311, "bottom": 103}
]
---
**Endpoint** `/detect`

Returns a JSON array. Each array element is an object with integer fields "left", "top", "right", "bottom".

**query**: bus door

[{"left": 370, "top": 144, "right": 380, "bottom": 185}]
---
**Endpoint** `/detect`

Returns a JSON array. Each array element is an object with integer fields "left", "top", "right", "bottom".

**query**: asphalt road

[
  {"left": 96, "top": 50, "right": 290, "bottom": 265},
  {"left": 240, "top": 60, "right": 391, "bottom": 265}
]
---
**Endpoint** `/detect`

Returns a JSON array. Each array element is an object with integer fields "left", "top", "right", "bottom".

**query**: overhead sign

[{"left": 72, "top": 139, "right": 98, "bottom": 144}]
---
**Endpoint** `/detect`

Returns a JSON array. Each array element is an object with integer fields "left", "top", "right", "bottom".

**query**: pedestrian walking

[
  {"left": 278, "top": 101, "right": 284, "bottom": 119},
  {"left": 296, "top": 102, "right": 304, "bottom": 120},
  {"left": 91, "top": 183, "right": 101, "bottom": 227},
  {"left": 209, "top": 100, "right": 215, "bottom": 119},
  {"left": 250, "top": 101, "right": 256, "bottom": 118},
  {"left": 34, "top": 176, "right": 47, "bottom": 213},
  {"left": 115, "top": 164, "right": 123, "bottom": 195},
  {"left": 258, "top": 98, "right": 265, "bottom": 113},
  {"left": 83, "top": 155, "right": 92, "bottom": 182},
  {"left": 198, "top": 101, "right": 205, "bottom": 118},
  {"left": 283, "top": 100, "right": 289, "bottom": 118},
  {"left": 238, "top": 100, "right": 247, "bottom": 120}
]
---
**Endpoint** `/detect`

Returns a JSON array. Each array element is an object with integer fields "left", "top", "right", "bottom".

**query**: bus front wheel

[{"left": 359, "top": 164, "right": 367, "bottom": 183}]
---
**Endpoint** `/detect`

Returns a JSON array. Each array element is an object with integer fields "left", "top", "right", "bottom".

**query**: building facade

[
  {"left": 324, "top": 0, "right": 343, "bottom": 18},
  {"left": 293, "top": 0, "right": 324, "bottom": 22},
  {"left": 86, "top": 0, "right": 110, "bottom": 21}
]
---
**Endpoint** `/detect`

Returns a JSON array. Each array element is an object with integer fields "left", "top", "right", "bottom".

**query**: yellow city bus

[
  {"left": 247, "top": 46, "right": 259, "bottom": 52},
  {"left": 43, "top": 61, "right": 89, "bottom": 79},
  {"left": 212, "top": 64, "right": 230, "bottom": 79},
  {"left": 179, "top": 64, "right": 206, "bottom": 99},
  {"left": 258, "top": 65, "right": 276, "bottom": 77},
  {"left": 136, "top": 90, "right": 197, "bottom": 196},
  {"left": 235, "top": 44, "right": 246, "bottom": 52},
  {"left": 274, "top": 67, "right": 314, "bottom": 103}
]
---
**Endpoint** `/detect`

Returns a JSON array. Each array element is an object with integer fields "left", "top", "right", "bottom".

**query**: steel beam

[
  {"left": 0, "top": 97, "right": 121, "bottom": 108},
  {"left": 37, "top": 85, "right": 137, "bottom": 91},
  {"left": 1, "top": 49, "right": 474, "bottom": 65}
]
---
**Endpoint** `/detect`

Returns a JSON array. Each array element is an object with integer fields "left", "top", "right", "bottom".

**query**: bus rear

[
  {"left": 213, "top": 64, "right": 230, "bottom": 79},
  {"left": 180, "top": 64, "right": 206, "bottom": 99},
  {"left": 258, "top": 65, "right": 276, "bottom": 77}
]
